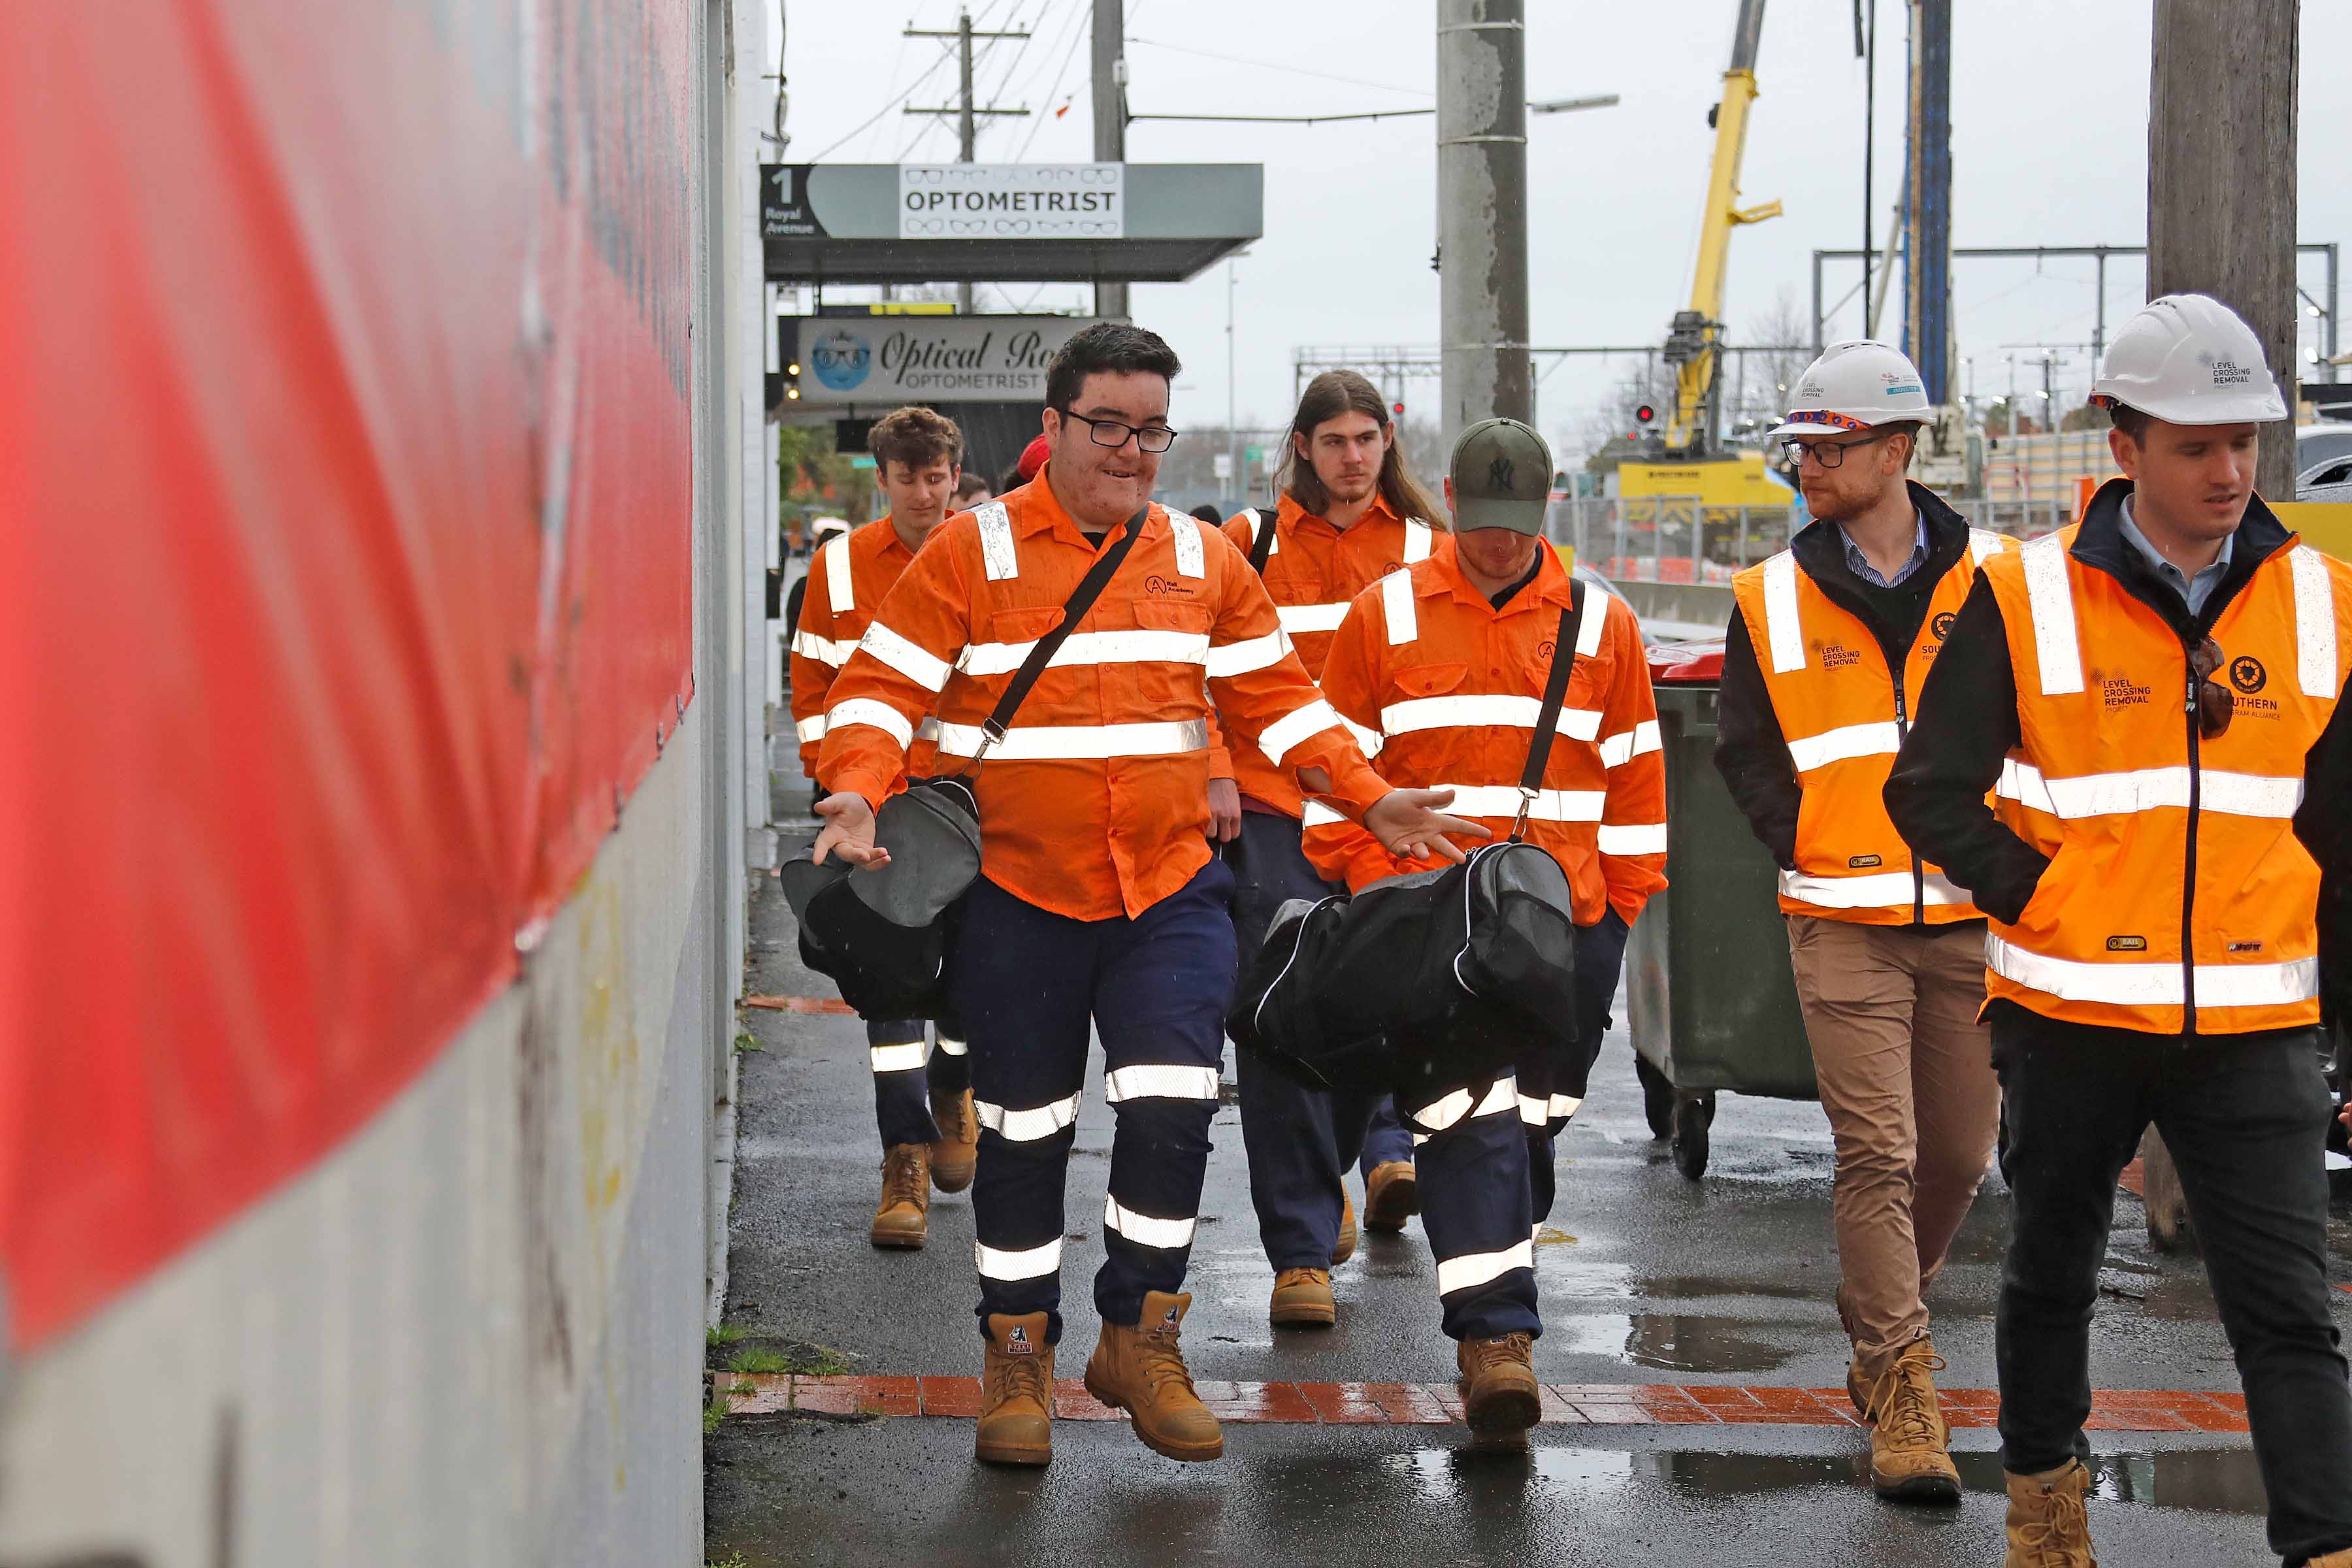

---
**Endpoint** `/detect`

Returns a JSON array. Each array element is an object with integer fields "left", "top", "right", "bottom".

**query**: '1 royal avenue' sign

[
  {"left": 896, "top": 164, "right": 1124, "bottom": 240},
  {"left": 789, "top": 315, "right": 1096, "bottom": 404}
]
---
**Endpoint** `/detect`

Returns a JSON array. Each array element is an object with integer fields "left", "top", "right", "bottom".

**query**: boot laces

[
  {"left": 1465, "top": 1332, "right": 1533, "bottom": 1377},
  {"left": 1868, "top": 1346, "right": 1947, "bottom": 1449},
  {"left": 881, "top": 1147, "right": 926, "bottom": 1209},
  {"left": 934, "top": 1092, "right": 971, "bottom": 1142},
  {"left": 987, "top": 1345, "right": 1051, "bottom": 1409},
  {"left": 2016, "top": 1477, "right": 2089, "bottom": 1565},
  {"left": 1137, "top": 1324, "right": 1200, "bottom": 1400}
]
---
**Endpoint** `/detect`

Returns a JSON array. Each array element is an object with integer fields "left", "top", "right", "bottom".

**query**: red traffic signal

[
  {"left": 1392, "top": 402, "right": 1405, "bottom": 416},
  {"left": 1635, "top": 404, "right": 1656, "bottom": 424}
]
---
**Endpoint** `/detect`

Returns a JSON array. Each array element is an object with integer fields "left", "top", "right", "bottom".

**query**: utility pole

[
  {"left": 905, "top": 8, "right": 1032, "bottom": 313},
  {"left": 1092, "top": 0, "right": 1129, "bottom": 321},
  {"left": 1904, "top": 0, "right": 1953, "bottom": 404},
  {"left": 1859, "top": 0, "right": 1876, "bottom": 319},
  {"left": 2148, "top": 0, "right": 2299, "bottom": 502},
  {"left": 1436, "top": 0, "right": 1531, "bottom": 449}
]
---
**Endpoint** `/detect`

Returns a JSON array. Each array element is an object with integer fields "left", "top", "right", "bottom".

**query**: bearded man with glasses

[
  {"left": 1889, "top": 295, "right": 2352, "bottom": 1568},
  {"left": 1716, "top": 340, "right": 2015, "bottom": 1510}
]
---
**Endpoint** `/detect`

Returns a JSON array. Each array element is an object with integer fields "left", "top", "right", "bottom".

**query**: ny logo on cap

[{"left": 1488, "top": 456, "right": 1515, "bottom": 492}]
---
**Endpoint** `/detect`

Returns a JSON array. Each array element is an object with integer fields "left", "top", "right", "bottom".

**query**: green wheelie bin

[{"left": 1625, "top": 652, "right": 1817, "bottom": 1177}]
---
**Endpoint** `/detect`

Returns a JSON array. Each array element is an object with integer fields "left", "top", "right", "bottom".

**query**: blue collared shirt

[
  {"left": 2118, "top": 496, "right": 2234, "bottom": 617},
  {"left": 1837, "top": 511, "right": 1930, "bottom": 588}
]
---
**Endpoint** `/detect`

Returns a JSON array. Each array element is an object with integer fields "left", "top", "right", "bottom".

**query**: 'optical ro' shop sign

[
  {"left": 898, "top": 164, "right": 1124, "bottom": 239},
  {"left": 796, "top": 316, "right": 1096, "bottom": 404}
]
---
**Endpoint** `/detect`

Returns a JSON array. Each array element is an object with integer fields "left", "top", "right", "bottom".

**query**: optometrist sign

[
  {"left": 783, "top": 315, "right": 1096, "bottom": 403},
  {"left": 898, "top": 164, "right": 1124, "bottom": 240}
]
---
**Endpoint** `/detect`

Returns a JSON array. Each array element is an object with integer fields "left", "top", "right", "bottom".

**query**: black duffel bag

[
  {"left": 781, "top": 776, "right": 981, "bottom": 1019},
  {"left": 1228, "top": 583, "right": 1590, "bottom": 1096},
  {"left": 781, "top": 506, "right": 1148, "bottom": 1022}
]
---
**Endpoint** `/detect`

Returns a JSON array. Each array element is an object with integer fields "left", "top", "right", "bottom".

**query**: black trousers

[{"left": 1992, "top": 1009, "right": 2352, "bottom": 1566}]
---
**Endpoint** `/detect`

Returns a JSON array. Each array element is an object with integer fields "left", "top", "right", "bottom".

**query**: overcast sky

[{"left": 779, "top": 1, "right": 2349, "bottom": 459}]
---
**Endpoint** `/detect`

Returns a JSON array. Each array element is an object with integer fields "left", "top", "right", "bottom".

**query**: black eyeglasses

[
  {"left": 1781, "top": 431, "right": 1894, "bottom": 470},
  {"left": 1056, "top": 408, "right": 1179, "bottom": 454}
]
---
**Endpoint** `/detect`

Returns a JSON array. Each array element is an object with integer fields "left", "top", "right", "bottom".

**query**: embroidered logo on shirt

[
  {"left": 2227, "top": 939, "right": 2265, "bottom": 954},
  {"left": 2107, "top": 935, "right": 2147, "bottom": 952},
  {"left": 2230, "top": 655, "right": 2266, "bottom": 694},
  {"left": 1931, "top": 612, "right": 1955, "bottom": 641},
  {"left": 1143, "top": 574, "right": 1196, "bottom": 597},
  {"left": 1848, "top": 854, "right": 1882, "bottom": 868}
]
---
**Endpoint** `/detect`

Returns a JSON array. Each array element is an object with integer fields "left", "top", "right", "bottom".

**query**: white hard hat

[
  {"left": 2091, "top": 293, "right": 2287, "bottom": 425},
  {"left": 810, "top": 515, "right": 851, "bottom": 539},
  {"left": 1768, "top": 340, "right": 1933, "bottom": 439}
]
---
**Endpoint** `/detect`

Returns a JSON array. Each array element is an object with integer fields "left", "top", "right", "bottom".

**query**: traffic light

[
  {"left": 1635, "top": 404, "right": 1656, "bottom": 425},
  {"left": 1392, "top": 402, "right": 1405, "bottom": 416}
]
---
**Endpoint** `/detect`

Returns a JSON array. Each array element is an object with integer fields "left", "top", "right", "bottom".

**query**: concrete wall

[
  {"left": 0, "top": 699, "right": 716, "bottom": 1568},
  {"left": 0, "top": 3, "right": 770, "bottom": 1562}
]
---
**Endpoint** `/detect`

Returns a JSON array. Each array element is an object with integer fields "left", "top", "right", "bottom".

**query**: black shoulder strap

[
  {"left": 977, "top": 504, "right": 1153, "bottom": 753},
  {"left": 1246, "top": 505, "right": 1277, "bottom": 574},
  {"left": 1514, "top": 578, "right": 1588, "bottom": 843}
]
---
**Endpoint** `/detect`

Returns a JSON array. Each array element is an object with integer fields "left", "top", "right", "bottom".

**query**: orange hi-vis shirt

[
  {"left": 789, "top": 517, "right": 939, "bottom": 783},
  {"left": 1208, "top": 493, "right": 1444, "bottom": 815},
  {"left": 1729, "top": 528, "right": 2014, "bottom": 924},
  {"left": 1979, "top": 523, "right": 2352, "bottom": 1035},
  {"left": 1301, "top": 542, "right": 1669, "bottom": 926},
  {"left": 815, "top": 468, "right": 1394, "bottom": 921}
]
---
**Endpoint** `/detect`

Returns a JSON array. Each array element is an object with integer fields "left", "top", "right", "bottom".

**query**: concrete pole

[
  {"left": 2148, "top": 0, "right": 2300, "bottom": 501},
  {"left": 1437, "top": 0, "right": 1531, "bottom": 449},
  {"left": 956, "top": 11, "right": 975, "bottom": 314},
  {"left": 1092, "top": 0, "right": 1128, "bottom": 321}
]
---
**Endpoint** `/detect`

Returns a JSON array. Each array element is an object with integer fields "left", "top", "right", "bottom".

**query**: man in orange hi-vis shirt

[
  {"left": 809, "top": 323, "right": 1481, "bottom": 1471},
  {"left": 1212, "top": 370, "right": 1446, "bottom": 1332},
  {"left": 1303, "top": 417, "right": 1666, "bottom": 1448},
  {"left": 790, "top": 406, "right": 976, "bottom": 1253}
]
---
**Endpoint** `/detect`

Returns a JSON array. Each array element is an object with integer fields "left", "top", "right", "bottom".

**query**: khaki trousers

[{"left": 1786, "top": 914, "right": 2000, "bottom": 1367}]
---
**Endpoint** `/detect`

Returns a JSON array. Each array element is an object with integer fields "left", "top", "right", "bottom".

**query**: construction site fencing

[{"left": 1546, "top": 494, "right": 2078, "bottom": 584}]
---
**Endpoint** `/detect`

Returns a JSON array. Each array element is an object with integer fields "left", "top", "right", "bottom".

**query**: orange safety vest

[
  {"left": 790, "top": 517, "right": 932, "bottom": 782},
  {"left": 1982, "top": 523, "right": 2351, "bottom": 1034},
  {"left": 1729, "top": 527, "right": 2015, "bottom": 924}
]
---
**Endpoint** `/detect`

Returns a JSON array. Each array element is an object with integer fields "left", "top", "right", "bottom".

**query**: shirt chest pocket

[
  {"left": 1126, "top": 598, "right": 1217, "bottom": 711},
  {"left": 973, "top": 605, "right": 1068, "bottom": 694},
  {"left": 1386, "top": 660, "right": 1469, "bottom": 712}
]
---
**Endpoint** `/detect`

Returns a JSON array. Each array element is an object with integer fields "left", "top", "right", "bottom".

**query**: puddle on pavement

[
  {"left": 1375, "top": 1446, "right": 2264, "bottom": 1516},
  {"left": 1552, "top": 1313, "right": 1793, "bottom": 1373}
]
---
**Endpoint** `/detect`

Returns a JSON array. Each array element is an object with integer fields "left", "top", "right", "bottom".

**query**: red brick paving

[
  {"left": 740, "top": 994, "right": 857, "bottom": 1015},
  {"left": 710, "top": 1374, "right": 2251, "bottom": 1433}
]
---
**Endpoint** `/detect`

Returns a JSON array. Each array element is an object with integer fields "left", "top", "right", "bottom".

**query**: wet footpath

[{"left": 708, "top": 790, "right": 2352, "bottom": 1566}]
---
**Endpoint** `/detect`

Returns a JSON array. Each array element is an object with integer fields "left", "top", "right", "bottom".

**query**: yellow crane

[
  {"left": 1618, "top": 0, "right": 1788, "bottom": 512},
  {"left": 1666, "top": 0, "right": 1781, "bottom": 452}
]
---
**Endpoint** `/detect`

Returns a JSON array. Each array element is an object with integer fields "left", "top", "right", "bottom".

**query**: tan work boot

[
  {"left": 870, "top": 1143, "right": 930, "bottom": 1249},
  {"left": 1083, "top": 1290, "right": 1224, "bottom": 1462},
  {"left": 1456, "top": 1332, "right": 1541, "bottom": 1446},
  {"left": 1364, "top": 1159, "right": 1420, "bottom": 1232},
  {"left": 1269, "top": 1267, "right": 1335, "bottom": 1328},
  {"left": 2004, "top": 1458, "right": 2096, "bottom": 1567},
  {"left": 1859, "top": 1339, "right": 1961, "bottom": 1504},
  {"left": 975, "top": 1312, "right": 1054, "bottom": 1465},
  {"left": 2302, "top": 1550, "right": 2352, "bottom": 1567},
  {"left": 929, "top": 1086, "right": 978, "bottom": 1193},
  {"left": 1331, "top": 1190, "right": 1358, "bottom": 1266}
]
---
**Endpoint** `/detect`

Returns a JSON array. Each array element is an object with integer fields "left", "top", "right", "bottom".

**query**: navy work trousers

[
  {"left": 1409, "top": 907, "right": 1631, "bottom": 1342},
  {"left": 865, "top": 1018, "right": 970, "bottom": 1151},
  {"left": 1226, "top": 811, "right": 1413, "bottom": 1272},
  {"left": 951, "top": 860, "right": 1237, "bottom": 1344},
  {"left": 1992, "top": 1015, "right": 2352, "bottom": 1566}
]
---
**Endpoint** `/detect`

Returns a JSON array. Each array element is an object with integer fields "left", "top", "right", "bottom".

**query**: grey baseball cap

[{"left": 1448, "top": 417, "right": 1554, "bottom": 535}]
